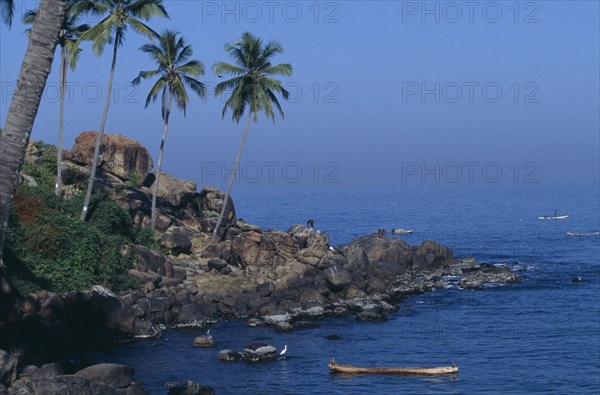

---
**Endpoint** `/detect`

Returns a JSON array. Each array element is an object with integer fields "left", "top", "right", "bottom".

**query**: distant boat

[
  {"left": 391, "top": 228, "right": 413, "bottom": 234},
  {"left": 566, "top": 232, "right": 599, "bottom": 237},
  {"left": 328, "top": 358, "right": 458, "bottom": 375},
  {"left": 538, "top": 210, "right": 569, "bottom": 220},
  {"left": 538, "top": 215, "right": 570, "bottom": 220}
]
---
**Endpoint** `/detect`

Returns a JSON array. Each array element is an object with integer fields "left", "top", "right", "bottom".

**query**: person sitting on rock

[{"left": 307, "top": 219, "right": 315, "bottom": 229}]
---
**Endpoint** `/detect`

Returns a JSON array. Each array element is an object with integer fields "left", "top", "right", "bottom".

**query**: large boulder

[
  {"left": 145, "top": 172, "right": 197, "bottom": 207},
  {"left": 199, "top": 187, "right": 236, "bottom": 225},
  {"left": 159, "top": 227, "right": 193, "bottom": 255},
  {"left": 347, "top": 236, "right": 411, "bottom": 267},
  {"left": 65, "top": 132, "right": 153, "bottom": 181},
  {"left": 74, "top": 363, "right": 135, "bottom": 389}
]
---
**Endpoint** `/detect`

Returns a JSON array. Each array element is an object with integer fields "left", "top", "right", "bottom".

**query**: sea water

[{"left": 91, "top": 184, "right": 600, "bottom": 394}]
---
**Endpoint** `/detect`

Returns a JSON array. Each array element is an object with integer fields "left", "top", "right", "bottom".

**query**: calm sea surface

[{"left": 91, "top": 185, "right": 600, "bottom": 394}]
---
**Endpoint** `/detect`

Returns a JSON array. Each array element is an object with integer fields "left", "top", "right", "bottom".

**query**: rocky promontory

[{"left": 1, "top": 132, "right": 522, "bottom": 392}]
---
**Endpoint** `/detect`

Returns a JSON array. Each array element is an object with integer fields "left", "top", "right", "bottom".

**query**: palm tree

[
  {"left": 132, "top": 30, "right": 206, "bottom": 231},
  {"left": 76, "top": 0, "right": 169, "bottom": 221},
  {"left": 0, "top": 0, "right": 69, "bottom": 293},
  {"left": 23, "top": 1, "right": 89, "bottom": 197},
  {"left": 212, "top": 32, "right": 292, "bottom": 240},
  {"left": 1, "top": 0, "right": 14, "bottom": 27}
]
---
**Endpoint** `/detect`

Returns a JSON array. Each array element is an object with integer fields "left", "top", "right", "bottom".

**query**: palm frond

[
  {"left": 126, "top": 17, "right": 158, "bottom": 40},
  {"left": 144, "top": 77, "right": 167, "bottom": 108},
  {"left": 182, "top": 75, "right": 206, "bottom": 100},
  {"left": 22, "top": 9, "right": 37, "bottom": 25},
  {"left": 171, "top": 77, "right": 189, "bottom": 116},
  {"left": 127, "top": 0, "right": 169, "bottom": 20},
  {"left": 132, "top": 68, "right": 161, "bottom": 85},
  {"left": 213, "top": 62, "right": 245, "bottom": 77},
  {"left": 176, "top": 60, "right": 204, "bottom": 78},
  {"left": 214, "top": 76, "right": 244, "bottom": 96},
  {"left": 1, "top": 0, "right": 15, "bottom": 27},
  {"left": 262, "top": 63, "right": 293, "bottom": 77},
  {"left": 77, "top": 14, "right": 116, "bottom": 56}
]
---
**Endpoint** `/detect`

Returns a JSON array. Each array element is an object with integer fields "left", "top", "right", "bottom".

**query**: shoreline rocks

[{"left": 3, "top": 135, "right": 524, "bottom": 393}]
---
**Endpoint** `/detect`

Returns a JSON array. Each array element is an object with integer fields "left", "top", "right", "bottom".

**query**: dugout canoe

[{"left": 328, "top": 359, "right": 458, "bottom": 375}]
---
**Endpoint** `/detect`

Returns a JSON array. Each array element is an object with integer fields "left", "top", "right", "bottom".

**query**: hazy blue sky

[{"left": 1, "top": 1, "right": 598, "bottom": 191}]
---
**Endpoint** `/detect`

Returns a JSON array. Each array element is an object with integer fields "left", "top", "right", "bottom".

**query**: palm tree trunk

[
  {"left": 0, "top": 0, "right": 68, "bottom": 293},
  {"left": 55, "top": 46, "right": 66, "bottom": 196},
  {"left": 79, "top": 39, "right": 119, "bottom": 221},
  {"left": 213, "top": 110, "right": 253, "bottom": 241},
  {"left": 151, "top": 90, "right": 173, "bottom": 231}
]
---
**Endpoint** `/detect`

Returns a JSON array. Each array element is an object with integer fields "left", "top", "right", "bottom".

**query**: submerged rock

[{"left": 166, "top": 380, "right": 215, "bottom": 395}]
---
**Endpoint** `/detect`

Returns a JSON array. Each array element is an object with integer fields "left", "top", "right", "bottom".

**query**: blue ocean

[{"left": 92, "top": 185, "right": 600, "bottom": 394}]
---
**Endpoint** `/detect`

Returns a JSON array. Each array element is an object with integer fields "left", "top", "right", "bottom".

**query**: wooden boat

[
  {"left": 538, "top": 215, "right": 569, "bottom": 220},
  {"left": 328, "top": 358, "right": 458, "bottom": 375},
  {"left": 566, "top": 231, "right": 599, "bottom": 237},
  {"left": 391, "top": 228, "right": 413, "bottom": 234}
]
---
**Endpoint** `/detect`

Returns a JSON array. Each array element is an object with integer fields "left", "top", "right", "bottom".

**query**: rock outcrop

[
  {"left": 0, "top": 354, "right": 146, "bottom": 394},
  {"left": 64, "top": 131, "right": 153, "bottom": 181}
]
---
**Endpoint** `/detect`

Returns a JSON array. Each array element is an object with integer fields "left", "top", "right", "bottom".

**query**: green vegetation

[{"left": 4, "top": 151, "right": 154, "bottom": 294}]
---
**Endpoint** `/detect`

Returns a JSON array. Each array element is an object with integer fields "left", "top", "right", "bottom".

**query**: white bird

[{"left": 280, "top": 345, "right": 287, "bottom": 356}]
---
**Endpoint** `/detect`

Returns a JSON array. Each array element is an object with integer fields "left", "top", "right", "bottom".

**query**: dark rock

[
  {"left": 192, "top": 335, "right": 215, "bottom": 348},
  {"left": 460, "top": 264, "right": 521, "bottom": 290},
  {"left": 151, "top": 172, "right": 197, "bottom": 207},
  {"left": 256, "top": 281, "right": 276, "bottom": 297},
  {"left": 322, "top": 266, "right": 352, "bottom": 291},
  {"left": 75, "top": 363, "right": 135, "bottom": 389},
  {"left": 219, "top": 266, "right": 232, "bottom": 275},
  {"left": 0, "top": 349, "right": 18, "bottom": 385},
  {"left": 369, "top": 261, "right": 405, "bottom": 282},
  {"left": 356, "top": 311, "right": 387, "bottom": 322},
  {"left": 160, "top": 227, "right": 193, "bottom": 255},
  {"left": 217, "top": 350, "right": 244, "bottom": 362},
  {"left": 275, "top": 322, "right": 293, "bottom": 332},
  {"left": 243, "top": 344, "right": 277, "bottom": 362},
  {"left": 29, "top": 363, "right": 63, "bottom": 380},
  {"left": 199, "top": 187, "right": 236, "bottom": 227},
  {"left": 247, "top": 318, "right": 264, "bottom": 327},
  {"left": 347, "top": 235, "right": 410, "bottom": 266},
  {"left": 133, "top": 245, "right": 166, "bottom": 274},
  {"left": 167, "top": 380, "right": 215, "bottom": 395},
  {"left": 207, "top": 259, "right": 228, "bottom": 271}
]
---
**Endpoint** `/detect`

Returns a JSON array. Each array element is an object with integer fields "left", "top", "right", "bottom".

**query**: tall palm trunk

[
  {"left": 80, "top": 39, "right": 119, "bottom": 221},
  {"left": 213, "top": 110, "right": 253, "bottom": 241},
  {"left": 0, "top": 0, "right": 68, "bottom": 294},
  {"left": 151, "top": 89, "right": 173, "bottom": 231},
  {"left": 55, "top": 46, "right": 67, "bottom": 196}
]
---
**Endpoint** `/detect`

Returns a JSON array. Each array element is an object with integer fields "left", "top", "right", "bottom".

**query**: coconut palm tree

[
  {"left": 132, "top": 30, "right": 206, "bottom": 231},
  {"left": 0, "top": 0, "right": 69, "bottom": 294},
  {"left": 23, "top": 1, "right": 90, "bottom": 197},
  {"left": 1, "top": 0, "right": 14, "bottom": 27},
  {"left": 212, "top": 32, "right": 292, "bottom": 240},
  {"left": 76, "top": 0, "right": 169, "bottom": 221}
]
